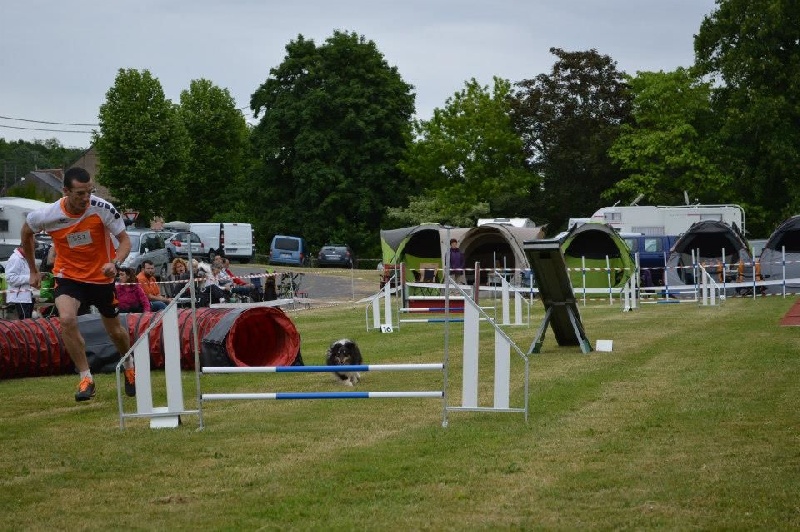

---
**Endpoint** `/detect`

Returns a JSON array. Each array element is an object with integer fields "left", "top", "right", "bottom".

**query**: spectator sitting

[
  {"left": 222, "top": 257, "right": 255, "bottom": 300},
  {"left": 166, "top": 258, "right": 191, "bottom": 298},
  {"left": 200, "top": 263, "right": 231, "bottom": 306},
  {"left": 136, "top": 259, "right": 171, "bottom": 311},
  {"left": 116, "top": 268, "right": 151, "bottom": 313}
]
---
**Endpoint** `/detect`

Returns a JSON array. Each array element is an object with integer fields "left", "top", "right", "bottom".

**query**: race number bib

[{"left": 66, "top": 230, "right": 93, "bottom": 248}]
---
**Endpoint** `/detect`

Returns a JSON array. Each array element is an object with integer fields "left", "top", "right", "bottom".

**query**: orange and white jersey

[{"left": 26, "top": 195, "right": 126, "bottom": 284}]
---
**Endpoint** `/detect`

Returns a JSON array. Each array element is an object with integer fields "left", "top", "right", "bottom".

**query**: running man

[{"left": 21, "top": 167, "right": 136, "bottom": 401}]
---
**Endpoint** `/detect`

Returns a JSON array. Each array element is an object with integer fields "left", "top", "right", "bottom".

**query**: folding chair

[{"left": 418, "top": 262, "right": 439, "bottom": 296}]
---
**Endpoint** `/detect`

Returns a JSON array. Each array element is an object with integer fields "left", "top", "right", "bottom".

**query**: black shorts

[{"left": 53, "top": 278, "right": 119, "bottom": 318}]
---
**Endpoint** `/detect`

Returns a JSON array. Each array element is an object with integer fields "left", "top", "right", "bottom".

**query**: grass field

[{"left": 1, "top": 295, "right": 799, "bottom": 530}]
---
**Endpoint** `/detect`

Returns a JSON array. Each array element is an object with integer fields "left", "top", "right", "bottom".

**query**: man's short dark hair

[
  {"left": 63, "top": 167, "right": 91, "bottom": 189},
  {"left": 450, "top": 238, "right": 458, "bottom": 244},
  {"left": 141, "top": 259, "right": 154, "bottom": 267}
]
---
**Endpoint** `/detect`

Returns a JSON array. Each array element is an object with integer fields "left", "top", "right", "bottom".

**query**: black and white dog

[{"left": 325, "top": 338, "right": 363, "bottom": 386}]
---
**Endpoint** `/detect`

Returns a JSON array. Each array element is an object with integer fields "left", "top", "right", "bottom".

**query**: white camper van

[
  {"left": 189, "top": 222, "right": 254, "bottom": 262},
  {"left": 589, "top": 204, "right": 745, "bottom": 236},
  {"left": 477, "top": 217, "right": 537, "bottom": 228},
  {"left": 1, "top": 197, "right": 48, "bottom": 243},
  {"left": 0, "top": 197, "right": 49, "bottom": 269}
]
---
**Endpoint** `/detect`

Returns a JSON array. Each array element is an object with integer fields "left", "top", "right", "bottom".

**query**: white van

[{"left": 189, "top": 222, "right": 254, "bottom": 263}]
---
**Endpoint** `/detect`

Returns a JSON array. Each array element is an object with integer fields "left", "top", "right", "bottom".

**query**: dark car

[
  {"left": 34, "top": 233, "right": 52, "bottom": 261},
  {"left": 317, "top": 244, "right": 354, "bottom": 268}
]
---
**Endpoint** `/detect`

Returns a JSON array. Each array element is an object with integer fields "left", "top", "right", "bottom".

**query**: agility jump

[{"left": 118, "top": 267, "right": 531, "bottom": 429}]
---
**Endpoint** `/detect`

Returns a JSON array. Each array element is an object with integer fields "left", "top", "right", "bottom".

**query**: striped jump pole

[
  {"left": 401, "top": 318, "right": 468, "bottom": 323},
  {"left": 401, "top": 307, "right": 464, "bottom": 312},
  {"left": 203, "top": 391, "right": 443, "bottom": 401},
  {"left": 203, "top": 363, "right": 443, "bottom": 373},
  {"left": 201, "top": 363, "right": 444, "bottom": 403}
]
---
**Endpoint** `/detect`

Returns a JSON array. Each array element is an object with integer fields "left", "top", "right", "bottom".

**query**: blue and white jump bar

[
  {"left": 202, "top": 363, "right": 443, "bottom": 374},
  {"left": 401, "top": 318, "right": 467, "bottom": 323},
  {"left": 400, "top": 307, "right": 465, "bottom": 312},
  {"left": 202, "top": 363, "right": 444, "bottom": 401},
  {"left": 203, "top": 391, "right": 444, "bottom": 401}
]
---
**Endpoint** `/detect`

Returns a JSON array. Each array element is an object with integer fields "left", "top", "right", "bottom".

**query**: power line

[
  {"left": 0, "top": 114, "right": 98, "bottom": 127},
  {"left": 0, "top": 124, "right": 93, "bottom": 134}
]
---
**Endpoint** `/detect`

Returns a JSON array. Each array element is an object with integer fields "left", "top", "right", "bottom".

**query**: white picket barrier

[
  {"left": 116, "top": 298, "right": 201, "bottom": 429},
  {"left": 362, "top": 279, "right": 397, "bottom": 332},
  {"left": 442, "top": 278, "right": 529, "bottom": 425},
  {"left": 496, "top": 275, "right": 528, "bottom": 326}
]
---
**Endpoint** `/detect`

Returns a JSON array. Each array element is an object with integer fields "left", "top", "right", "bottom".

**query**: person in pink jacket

[{"left": 116, "top": 268, "right": 151, "bottom": 313}]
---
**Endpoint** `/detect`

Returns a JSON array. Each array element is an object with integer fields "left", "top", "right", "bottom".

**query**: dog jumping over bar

[{"left": 325, "top": 338, "right": 363, "bottom": 386}]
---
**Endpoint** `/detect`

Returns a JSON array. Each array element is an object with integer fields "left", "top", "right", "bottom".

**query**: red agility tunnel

[
  {"left": 0, "top": 317, "right": 70, "bottom": 379},
  {"left": 0, "top": 307, "right": 301, "bottom": 380}
]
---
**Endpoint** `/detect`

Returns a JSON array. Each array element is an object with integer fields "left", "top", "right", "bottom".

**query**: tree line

[{"left": 6, "top": 2, "right": 799, "bottom": 258}]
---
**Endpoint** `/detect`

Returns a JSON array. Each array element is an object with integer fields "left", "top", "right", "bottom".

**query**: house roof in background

[{"left": 29, "top": 171, "right": 63, "bottom": 193}]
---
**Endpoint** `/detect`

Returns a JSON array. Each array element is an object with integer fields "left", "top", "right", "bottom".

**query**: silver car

[
  {"left": 121, "top": 229, "right": 170, "bottom": 278},
  {"left": 164, "top": 231, "right": 204, "bottom": 261}
]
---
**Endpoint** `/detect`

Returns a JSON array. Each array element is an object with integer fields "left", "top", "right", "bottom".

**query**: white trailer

[
  {"left": 477, "top": 217, "right": 537, "bottom": 228},
  {"left": 0, "top": 197, "right": 48, "bottom": 243},
  {"left": 589, "top": 204, "right": 745, "bottom": 236}
]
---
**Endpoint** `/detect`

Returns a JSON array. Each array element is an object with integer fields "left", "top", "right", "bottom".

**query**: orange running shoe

[
  {"left": 75, "top": 377, "right": 96, "bottom": 402},
  {"left": 124, "top": 367, "right": 136, "bottom": 397}
]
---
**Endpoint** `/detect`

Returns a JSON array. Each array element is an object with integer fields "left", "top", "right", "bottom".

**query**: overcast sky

[{"left": 1, "top": 0, "right": 718, "bottom": 148}]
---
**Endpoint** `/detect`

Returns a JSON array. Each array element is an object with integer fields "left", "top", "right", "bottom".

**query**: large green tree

[
  {"left": 512, "top": 48, "right": 632, "bottom": 232},
  {"left": 94, "top": 68, "right": 189, "bottom": 222},
  {"left": 695, "top": 0, "right": 800, "bottom": 236},
  {"left": 176, "top": 79, "right": 250, "bottom": 222},
  {"left": 392, "top": 77, "right": 536, "bottom": 227},
  {"left": 605, "top": 68, "right": 728, "bottom": 205},
  {"left": 248, "top": 31, "right": 415, "bottom": 256}
]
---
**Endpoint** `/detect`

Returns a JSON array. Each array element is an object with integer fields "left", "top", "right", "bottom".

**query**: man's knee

[{"left": 59, "top": 314, "right": 79, "bottom": 331}]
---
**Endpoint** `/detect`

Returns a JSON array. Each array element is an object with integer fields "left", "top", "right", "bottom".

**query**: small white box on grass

[{"left": 595, "top": 339, "right": 613, "bottom": 352}]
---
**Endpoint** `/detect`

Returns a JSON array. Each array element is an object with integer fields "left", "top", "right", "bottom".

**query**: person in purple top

[{"left": 448, "top": 238, "right": 466, "bottom": 285}]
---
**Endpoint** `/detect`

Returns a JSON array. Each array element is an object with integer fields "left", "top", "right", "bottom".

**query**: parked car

[
  {"left": 317, "top": 244, "right": 354, "bottom": 268},
  {"left": 34, "top": 233, "right": 52, "bottom": 261},
  {"left": 269, "top": 235, "right": 308, "bottom": 266},
  {"left": 120, "top": 229, "right": 170, "bottom": 278},
  {"left": 164, "top": 231, "right": 204, "bottom": 261}
]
